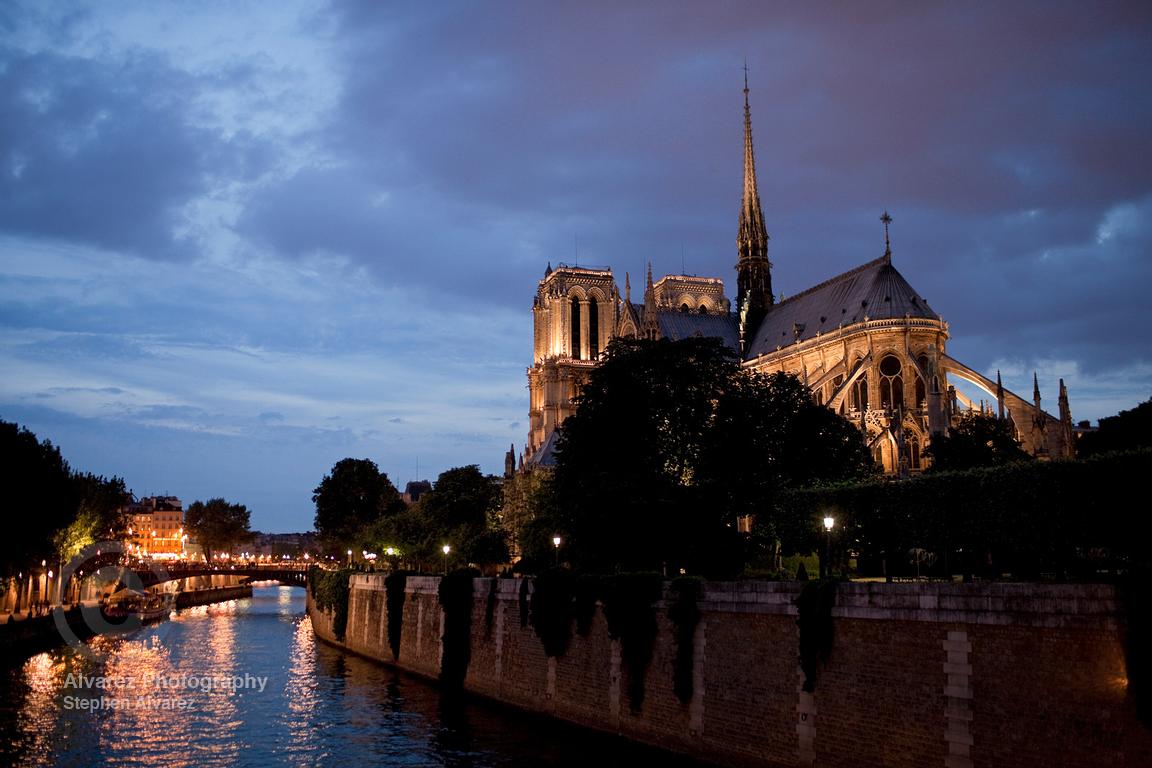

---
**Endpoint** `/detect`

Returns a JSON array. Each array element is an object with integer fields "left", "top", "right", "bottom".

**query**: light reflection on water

[{"left": 1, "top": 587, "right": 712, "bottom": 768}]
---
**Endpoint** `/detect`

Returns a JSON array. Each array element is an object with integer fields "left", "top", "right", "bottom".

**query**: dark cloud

[{"left": 0, "top": 47, "right": 273, "bottom": 258}]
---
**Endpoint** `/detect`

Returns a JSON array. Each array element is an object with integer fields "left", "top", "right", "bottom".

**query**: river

[{"left": 0, "top": 586, "right": 713, "bottom": 767}]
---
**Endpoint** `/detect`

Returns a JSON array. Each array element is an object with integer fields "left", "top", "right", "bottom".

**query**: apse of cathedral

[{"left": 523, "top": 77, "right": 1076, "bottom": 475}]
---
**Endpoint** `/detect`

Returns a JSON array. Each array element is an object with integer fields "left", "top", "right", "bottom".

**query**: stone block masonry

[{"left": 308, "top": 578, "right": 1152, "bottom": 768}]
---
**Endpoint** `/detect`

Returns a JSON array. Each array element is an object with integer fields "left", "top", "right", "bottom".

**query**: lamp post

[
  {"left": 823, "top": 516, "right": 835, "bottom": 579},
  {"left": 347, "top": 549, "right": 352, "bottom": 567},
  {"left": 552, "top": 535, "right": 562, "bottom": 567},
  {"left": 442, "top": 544, "right": 451, "bottom": 575}
]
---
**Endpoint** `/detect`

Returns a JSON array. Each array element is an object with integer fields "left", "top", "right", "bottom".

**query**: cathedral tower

[
  {"left": 735, "top": 71, "right": 773, "bottom": 354},
  {"left": 526, "top": 263, "right": 617, "bottom": 461}
]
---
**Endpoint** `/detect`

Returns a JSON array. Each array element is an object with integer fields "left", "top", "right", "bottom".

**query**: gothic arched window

[
  {"left": 588, "top": 297, "right": 599, "bottom": 358},
  {"left": 879, "top": 355, "right": 903, "bottom": 410},
  {"left": 907, "top": 435, "right": 922, "bottom": 470},
  {"left": 570, "top": 297, "right": 582, "bottom": 359},
  {"left": 851, "top": 367, "right": 868, "bottom": 411}
]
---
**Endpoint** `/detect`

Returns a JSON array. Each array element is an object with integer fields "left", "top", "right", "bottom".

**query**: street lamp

[
  {"left": 442, "top": 544, "right": 451, "bottom": 575},
  {"left": 552, "top": 535, "right": 562, "bottom": 567},
  {"left": 347, "top": 549, "right": 353, "bottom": 566},
  {"left": 823, "top": 516, "right": 835, "bottom": 579}
]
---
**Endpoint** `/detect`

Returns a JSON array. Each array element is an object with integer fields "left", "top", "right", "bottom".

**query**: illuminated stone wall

[{"left": 311, "top": 577, "right": 1151, "bottom": 768}]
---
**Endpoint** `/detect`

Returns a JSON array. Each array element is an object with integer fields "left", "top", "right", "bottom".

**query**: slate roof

[
  {"left": 528, "top": 427, "right": 560, "bottom": 467},
  {"left": 656, "top": 309, "right": 740, "bottom": 350},
  {"left": 745, "top": 256, "right": 940, "bottom": 359}
]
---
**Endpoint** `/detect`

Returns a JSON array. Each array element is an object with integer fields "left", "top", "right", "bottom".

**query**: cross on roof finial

[{"left": 880, "top": 211, "right": 893, "bottom": 259}]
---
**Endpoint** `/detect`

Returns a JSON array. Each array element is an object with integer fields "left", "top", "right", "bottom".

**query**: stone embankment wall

[{"left": 308, "top": 577, "right": 1152, "bottom": 768}]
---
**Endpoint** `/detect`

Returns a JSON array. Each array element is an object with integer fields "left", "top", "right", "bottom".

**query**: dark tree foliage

[
  {"left": 385, "top": 571, "right": 409, "bottom": 659},
  {"left": 417, "top": 465, "right": 509, "bottom": 569},
  {"left": 1077, "top": 398, "right": 1152, "bottom": 457},
  {"left": 367, "top": 505, "right": 436, "bottom": 569},
  {"left": 1, "top": 420, "right": 74, "bottom": 574},
  {"left": 1, "top": 420, "right": 133, "bottom": 576},
  {"left": 601, "top": 572, "right": 663, "bottom": 712},
  {"left": 185, "top": 498, "right": 253, "bottom": 561},
  {"left": 56, "top": 473, "right": 132, "bottom": 561},
  {"left": 796, "top": 580, "right": 838, "bottom": 693},
  {"left": 769, "top": 449, "right": 1152, "bottom": 580},
  {"left": 548, "top": 337, "right": 874, "bottom": 575},
  {"left": 925, "top": 411, "right": 1032, "bottom": 472},
  {"left": 530, "top": 567, "right": 576, "bottom": 657},
  {"left": 309, "top": 567, "right": 353, "bottom": 641},
  {"left": 313, "top": 458, "right": 404, "bottom": 551},
  {"left": 668, "top": 576, "right": 703, "bottom": 703},
  {"left": 438, "top": 568, "right": 479, "bottom": 686}
]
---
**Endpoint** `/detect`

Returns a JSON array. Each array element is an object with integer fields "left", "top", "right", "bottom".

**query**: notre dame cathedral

[{"left": 521, "top": 78, "right": 1075, "bottom": 475}]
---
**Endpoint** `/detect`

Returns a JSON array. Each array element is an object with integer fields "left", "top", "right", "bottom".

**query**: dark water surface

[{"left": 1, "top": 586, "right": 713, "bottom": 767}]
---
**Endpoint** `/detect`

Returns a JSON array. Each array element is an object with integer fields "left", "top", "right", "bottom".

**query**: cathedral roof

[
  {"left": 656, "top": 309, "right": 740, "bottom": 349},
  {"left": 528, "top": 427, "right": 560, "bottom": 467},
  {"left": 745, "top": 255, "right": 940, "bottom": 359}
]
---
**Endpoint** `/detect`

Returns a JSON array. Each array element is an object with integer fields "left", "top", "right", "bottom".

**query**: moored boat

[{"left": 101, "top": 589, "right": 173, "bottom": 624}]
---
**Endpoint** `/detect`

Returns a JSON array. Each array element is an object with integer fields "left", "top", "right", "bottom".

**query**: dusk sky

[{"left": 2, "top": 1, "right": 1150, "bottom": 533}]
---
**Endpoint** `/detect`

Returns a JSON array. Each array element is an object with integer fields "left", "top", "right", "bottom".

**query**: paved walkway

[{"left": 2, "top": 599, "right": 103, "bottom": 624}]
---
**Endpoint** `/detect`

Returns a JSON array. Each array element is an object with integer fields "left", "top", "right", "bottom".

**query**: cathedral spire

[
  {"left": 641, "top": 262, "right": 659, "bottom": 340},
  {"left": 996, "top": 369, "right": 1005, "bottom": 421},
  {"left": 736, "top": 67, "right": 773, "bottom": 356},
  {"left": 881, "top": 211, "right": 893, "bottom": 262},
  {"left": 1058, "top": 378, "right": 1075, "bottom": 458}
]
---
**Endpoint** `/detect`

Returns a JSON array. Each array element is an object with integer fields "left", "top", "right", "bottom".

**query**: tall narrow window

[
  {"left": 588, "top": 297, "right": 599, "bottom": 358},
  {"left": 851, "top": 367, "right": 868, "bottom": 411},
  {"left": 570, "top": 297, "right": 582, "bottom": 359},
  {"left": 879, "top": 355, "right": 903, "bottom": 409}
]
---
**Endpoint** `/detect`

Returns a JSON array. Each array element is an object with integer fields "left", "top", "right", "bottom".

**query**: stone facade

[{"left": 311, "top": 575, "right": 1151, "bottom": 768}]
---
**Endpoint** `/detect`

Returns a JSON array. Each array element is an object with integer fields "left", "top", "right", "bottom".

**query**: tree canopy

[
  {"left": 312, "top": 458, "right": 404, "bottom": 551},
  {"left": 538, "top": 337, "right": 875, "bottom": 576},
  {"left": 185, "top": 498, "right": 252, "bottom": 561},
  {"left": 2, "top": 419, "right": 75, "bottom": 574},
  {"left": 1076, "top": 398, "right": 1152, "bottom": 457},
  {"left": 367, "top": 465, "right": 508, "bottom": 571},
  {"left": 1, "top": 419, "right": 132, "bottom": 576},
  {"left": 925, "top": 411, "right": 1032, "bottom": 472},
  {"left": 55, "top": 473, "right": 131, "bottom": 561}
]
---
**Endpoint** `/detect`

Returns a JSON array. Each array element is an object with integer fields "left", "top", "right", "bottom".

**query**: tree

[
  {"left": 416, "top": 466, "right": 508, "bottom": 570},
  {"left": 1076, "top": 398, "right": 1152, "bottom": 457},
  {"left": 313, "top": 458, "right": 404, "bottom": 552},
  {"left": 925, "top": 412, "right": 1032, "bottom": 472},
  {"left": 547, "top": 337, "right": 875, "bottom": 576},
  {"left": 502, "top": 467, "right": 559, "bottom": 570},
  {"left": 55, "top": 473, "right": 131, "bottom": 561},
  {"left": 0, "top": 420, "right": 75, "bottom": 577},
  {"left": 185, "top": 498, "right": 252, "bottom": 561}
]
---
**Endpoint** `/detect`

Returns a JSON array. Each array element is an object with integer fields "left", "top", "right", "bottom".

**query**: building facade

[
  {"left": 525, "top": 79, "right": 1075, "bottom": 473},
  {"left": 125, "top": 495, "right": 186, "bottom": 560}
]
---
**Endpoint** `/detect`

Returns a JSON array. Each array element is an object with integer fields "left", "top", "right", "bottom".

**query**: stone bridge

[{"left": 130, "top": 565, "right": 311, "bottom": 588}]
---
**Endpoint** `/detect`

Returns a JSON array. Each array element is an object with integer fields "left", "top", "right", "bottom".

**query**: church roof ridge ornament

[{"left": 881, "top": 211, "right": 893, "bottom": 263}]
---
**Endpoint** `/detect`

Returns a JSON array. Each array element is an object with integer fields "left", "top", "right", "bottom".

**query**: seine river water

[{"left": 0, "top": 586, "right": 711, "bottom": 767}]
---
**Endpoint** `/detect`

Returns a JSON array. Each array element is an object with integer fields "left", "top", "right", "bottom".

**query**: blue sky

[{"left": 2, "top": 1, "right": 1150, "bottom": 532}]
